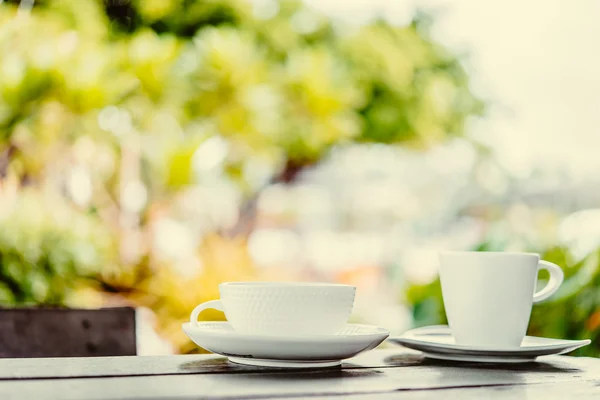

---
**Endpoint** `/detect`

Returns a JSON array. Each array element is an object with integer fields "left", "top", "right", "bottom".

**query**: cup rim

[
  {"left": 219, "top": 281, "right": 355, "bottom": 288},
  {"left": 440, "top": 251, "right": 539, "bottom": 257}
]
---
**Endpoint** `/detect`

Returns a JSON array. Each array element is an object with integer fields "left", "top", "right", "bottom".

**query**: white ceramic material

[
  {"left": 189, "top": 282, "right": 356, "bottom": 336},
  {"left": 388, "top": 325, "right": 590, "bottom": 363},
  {"left": 439, "top": 251, "right": 564, "bottom": 348},
  {"left": 182, "top": 322, "right": 389, "bottom": 368}
]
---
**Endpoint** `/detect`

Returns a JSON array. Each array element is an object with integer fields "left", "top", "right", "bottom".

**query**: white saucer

[
  {"left": 182, "top": 322, "right": 389, "bottom": 368},
  {"left": 388, "top": 325, "right": 591, "bottom": 363}
]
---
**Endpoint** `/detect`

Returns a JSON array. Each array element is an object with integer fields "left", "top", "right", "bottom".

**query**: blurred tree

[{"left": 0, "top": 0, "right": 484, "bottom": 352}]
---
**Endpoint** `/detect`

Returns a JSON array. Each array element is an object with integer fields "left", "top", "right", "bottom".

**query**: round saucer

[
  {"left": 182, "top": 322, "right": 389, "bottom": 368},
  {"left": 388, "top": 325, "right": 591, "bottom": 363}
]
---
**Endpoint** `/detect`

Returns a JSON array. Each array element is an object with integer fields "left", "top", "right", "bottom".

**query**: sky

[{"left": 305, "top": 0, "right": 600, "bottom": 184}]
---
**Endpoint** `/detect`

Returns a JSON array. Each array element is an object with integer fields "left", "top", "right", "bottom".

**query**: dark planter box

[{"left": 0, "top": 307, "right": 137, "bottom": 358}]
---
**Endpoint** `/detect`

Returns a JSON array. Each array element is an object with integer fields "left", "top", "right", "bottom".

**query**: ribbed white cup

[{"left": 190, "top": 282, "right": 356, "bottom": 336}]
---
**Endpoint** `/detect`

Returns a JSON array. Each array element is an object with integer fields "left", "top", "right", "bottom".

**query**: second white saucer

[
  {"left": 388, "top": 325, "right": 591, "bottom": 363},
  {"left": 182, "top": 322, "right": 389, "bottom": 368}
]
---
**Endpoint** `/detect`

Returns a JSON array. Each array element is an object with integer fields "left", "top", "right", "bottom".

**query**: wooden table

[{"left": 1, "top": 349, "right": 599, "bottom": 399}]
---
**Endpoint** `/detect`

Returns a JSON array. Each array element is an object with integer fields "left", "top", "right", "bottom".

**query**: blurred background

[{"left": 0, "top": 0, "right": 599, "bottom": 356}]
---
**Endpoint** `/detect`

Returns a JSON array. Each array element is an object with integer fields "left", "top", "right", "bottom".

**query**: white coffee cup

[
  {"left": 439, "top": 251, "right": 564, "bottom": 348},
  {"left": 189, "top": 282, "right": 356, "bottom": 336}
]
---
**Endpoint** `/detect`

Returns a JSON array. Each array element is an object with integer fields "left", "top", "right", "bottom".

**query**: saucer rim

[
  {"left": 183, "top": 322, "right": 389, "bottom": 364},
  {"left": 390, "top": 337, "right": 590, "bottom": 357},
  {"left": 421, "top": 352, "right": 538, "bottom": 364},
  {"left": 182, "top": 322, "right": 390, "bottom": 342},
  {"left": 389, "top": 325, "right": 591, "bottom": 355}
]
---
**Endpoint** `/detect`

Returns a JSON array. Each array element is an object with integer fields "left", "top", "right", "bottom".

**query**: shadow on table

[
  {"left": 231, "top": 368, "right": 384, "bottom": 380},
  {"left": 383, "top": 353, "right": 583, "bottom": 373},
  {"left": 179, "top": 357, "right": 232, "bottom": 373},
  {"left": 178, "top": 357, "right": 383, "bottom": 379}
]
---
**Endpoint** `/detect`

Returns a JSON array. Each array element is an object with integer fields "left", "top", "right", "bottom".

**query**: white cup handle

[
  {"left": 533, "top": 260, "right": 564, "bottom": 303},
  {"left": 190, "top": 300, "right": 224, "bottom": 327}
]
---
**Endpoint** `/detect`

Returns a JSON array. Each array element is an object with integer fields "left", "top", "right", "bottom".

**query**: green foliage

[
  {"left": 406, "top": 277, "right": 446, "bottom": 328},
  {"left": 0, "top": 0, "right": 483, "bottom": 351},
  {"left": 0, "top": 189, "right": 116, "bottom": 305},
  {"left": 2, "top": 0, "right": 595, "bottom": 358},
  {"left": 1, "top": 0, "right": 481, "bottom": 181}
]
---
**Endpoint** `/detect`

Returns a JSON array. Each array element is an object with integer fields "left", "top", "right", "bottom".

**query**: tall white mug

[{"left": 439, "top": 251, "right": 564, "bottom": 348}]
